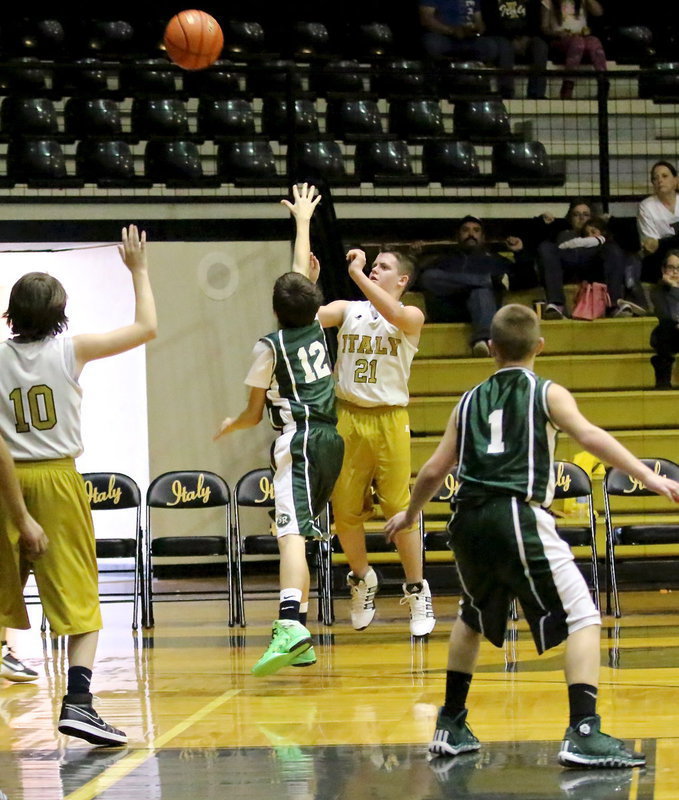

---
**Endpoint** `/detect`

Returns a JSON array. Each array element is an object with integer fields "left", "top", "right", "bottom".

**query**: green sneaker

[
  {"left": 429, "top": 709, "right": 481, "bottom": 757},
  {"left": 251, "top": 620, "right": 312, "bottom": 677},
  {"left": 558, "top": 715, "right": 646, "bottom": 768},
  {"left": 291, "top": 645, "right": 316, "bottom": 667}
]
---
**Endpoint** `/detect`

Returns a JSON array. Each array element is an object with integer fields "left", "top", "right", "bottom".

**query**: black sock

[
  {"left": 67, "top": 666, "right": 93, "bottom": 697},
  {"left": 405, "top": 582, "right": 423, "bottom": 595},
  {"left": 279, "top": 599, "right": 301, "bottom": 621},
  {"left": 568, "top": 683, "right": 598, "bottom": 727},
  {"left": 442, "top": 670, "right": 473, "bottom": 717}
]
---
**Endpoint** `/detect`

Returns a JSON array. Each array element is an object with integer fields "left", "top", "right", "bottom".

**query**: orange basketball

[{"left": 164, "top": 10, "right": 223, "bottom": 71}]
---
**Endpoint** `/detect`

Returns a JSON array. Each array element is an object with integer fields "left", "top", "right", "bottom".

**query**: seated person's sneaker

[
  {"left": 542, "top": 303, "right": 565, "bottom": 320},
  {"left": 347, "top": 567, "right": 379, "bottom": 630},
  {"left": 401, "top": 579, "right": 436, "bottom": 637},
  {"left": 251, "top": 619, "right": 312, "bottom": 677},
  {"left": 617, "top": 298, "right": 646, "bottom": 317},
  {"left": 558, "top": 715, "right": 645, "bottom": 768},
  {"left": 429, "top": 708, "right": 481, "bottom": 757},
  {"left": 1, "top": 644, "right": 38, "bottom": 682},
  {"left": 58, "top": 693, "right": 127, "bottom": 747},
  {"left": 291, "top": 644, "right": 316, "bottom": 667},
  {"left": 471, "top": 340, "right": 490, "bottom": 358}
]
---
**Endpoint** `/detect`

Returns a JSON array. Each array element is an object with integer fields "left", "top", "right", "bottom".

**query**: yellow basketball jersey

[{"left": 334, "top": 301, "right": 417, "bottom": 408}]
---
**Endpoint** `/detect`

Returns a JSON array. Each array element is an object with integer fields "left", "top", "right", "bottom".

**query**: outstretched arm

[
  {"left": 0, "top": 437, "right": 47, "bottom": 558},
  {"left": 281, "top": 183, "right": 321, "bottom": 277},
  {"left": 385, "top": 404, "right": 460, "bottom": 541},
  {"left": 213, "top": 387, "right": 266, "bottom": 439},
  {"left": 346, "top": 249, "right": 424, "bottom": 338},
  {"left": 73, "top": 225, "right": 157, "bottom": 371},
  {"left": 548, "top": 383, "right": 679, "bottom": 501}
]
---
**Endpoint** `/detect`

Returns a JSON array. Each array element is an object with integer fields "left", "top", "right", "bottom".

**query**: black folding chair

[
  {"left": 233, "top": 467, "right": 332, "bottom": 627},
  {"left": 83, "top": 472, "right": 144, "bottom": 629},
  {"left": 603, "top": 458, "right": 679, "bottom": 617},
  {"left": 553, "top": 460, "right": 600, "bottom": 609},
  {"left": 144, "top": 470, "right": 235, "bottom": 628}
]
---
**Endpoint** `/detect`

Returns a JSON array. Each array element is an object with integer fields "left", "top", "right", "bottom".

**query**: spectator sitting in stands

[
  {"left": 638, "top": 160, "right": 679, "bottom": 283},
  {"left": 481, "top": 0, "right": 549, "bottom": 98},
  {"left": 540, "top": 0, "right": 606, "bottom": 99},
  {"left": 559, "top": 216, "right": 647, "bottom": 317},
  {"left": 415, "top": 215, "right": 534, "bottom": 356},
  {"left": 649, "top": 249, "right": 679, "bottom": 390},
  {"left": 536, "top": 200, "right": 640, "bottom": 319},
  {"left": 419, "top": 0, "right": 516, "bottom": 98}
]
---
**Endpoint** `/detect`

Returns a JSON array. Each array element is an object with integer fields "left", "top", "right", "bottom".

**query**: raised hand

[
  {"left": 280, "top": 182, "right": 321, "bottom": 221},
  {"left": 118, "top": 225, "right": 148, "bottom": 272},
  {"left": 346, "top": 248, "right": 367, "bottom": 273}
]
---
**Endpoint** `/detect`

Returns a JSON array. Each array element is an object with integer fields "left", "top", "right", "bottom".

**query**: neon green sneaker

[
  {"left": 558, "top": 715, "right": 646, "bottom": 768},
  {"left": 251, "top": 620, "right": 312, "bottom": 677},
  {"left": 291, "top": 645, "right": 316, "bottom": 667}
]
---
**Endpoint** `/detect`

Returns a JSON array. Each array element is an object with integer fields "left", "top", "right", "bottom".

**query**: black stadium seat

[
  {"left": 326, "top": 98, "right": 385, "bottom": 140},
  {"left": 197, "top": 98, "right": 256, "bottom": 139},
  {"left": 144, "top": 141, "right": 219, "bottom": 187},
  {"left": 492, "top": 141, "right": 565, "bottom": 187},
  {"left": 422, "top": 139, "right": 495, "bottom": 187},
  {"left": 453, "top": 99, "right": 514, "bottom": 142},
  {"left": 260, "top": 97, "right": 319, "bottom": 141},
  {"left": 65, "top": 98, "right": 123, "bottom": 139},
  {"left": 217, "top": 140, "right": 284, "bottom": 186},
  {"left": 388, "top": 99, "right": 445, "bottom": 140},
  {"left": 354, "top": 140, "right": 428, "bottom": 186}
]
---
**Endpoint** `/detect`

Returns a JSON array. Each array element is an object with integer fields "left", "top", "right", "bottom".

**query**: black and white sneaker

[
  {"left": 58, "top": 693, "right": 127, "bottom": 747},
  {"left": 1, "top": 644, "right": 38, "bottom": 682}
]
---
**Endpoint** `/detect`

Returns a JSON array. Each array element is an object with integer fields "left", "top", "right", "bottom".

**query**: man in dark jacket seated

[{"left": 415, "top": 215, "right": 535, "bottom": 356}]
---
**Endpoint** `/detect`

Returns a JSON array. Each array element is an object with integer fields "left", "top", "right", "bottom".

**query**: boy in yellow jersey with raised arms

[{"left": 287, "top": 184, "right": 435, "bottom": 636}]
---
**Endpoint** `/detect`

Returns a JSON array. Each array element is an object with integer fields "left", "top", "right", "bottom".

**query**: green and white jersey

[
  {"left": 245, "top": 319, "right": 336, "bottom": 432},
  {"left": 455, "top": 367, "right": 558, "bottom": 507}
]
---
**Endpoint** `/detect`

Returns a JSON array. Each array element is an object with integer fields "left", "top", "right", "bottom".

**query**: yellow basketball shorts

[
  {"left": 0, "top": 458, "right": 102, "bottom": 636},
  {"left": 331, "top": 402, "right": 413, "bottom": 532}
]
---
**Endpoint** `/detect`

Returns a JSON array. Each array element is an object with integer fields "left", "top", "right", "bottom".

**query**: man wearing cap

[{"left": 416, "top": 216, "right": 529, "bottom": 356}]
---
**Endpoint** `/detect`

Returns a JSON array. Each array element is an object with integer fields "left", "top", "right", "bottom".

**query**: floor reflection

[{"left": 0, "top": 742, "right": 655, "bottom": 800}]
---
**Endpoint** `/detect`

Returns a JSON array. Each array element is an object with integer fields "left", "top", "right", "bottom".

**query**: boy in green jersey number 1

[{"left": 386, "top": 303, "right": 679, "bottom": 768}]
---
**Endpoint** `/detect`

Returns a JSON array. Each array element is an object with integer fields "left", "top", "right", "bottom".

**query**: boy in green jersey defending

[
  {"left": 386, "top": 303, "right": 679, "bottom": 768},
  {"left": 215, "top": 213, "right": 344, "bottom": 677}
]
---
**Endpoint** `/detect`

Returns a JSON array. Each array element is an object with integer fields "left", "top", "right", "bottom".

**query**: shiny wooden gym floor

[{"left": 4, "top": 587, "right": 679, "bottom": 800}]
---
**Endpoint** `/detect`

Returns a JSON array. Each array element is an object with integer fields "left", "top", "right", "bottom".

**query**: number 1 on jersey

[{"left": 487, "top": 408, "right": 505, "bottom": 454}]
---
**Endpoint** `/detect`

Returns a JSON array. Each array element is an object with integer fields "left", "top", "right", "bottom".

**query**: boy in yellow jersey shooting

[
  {"left": 0, "top": 225, "right": 156, "bottom": 746},
  {"left": 287, "top": 184, "right": 435, "bottom": 636},
  {"left": 386, "top": 303, "right": 679, "bottom": 767}
]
